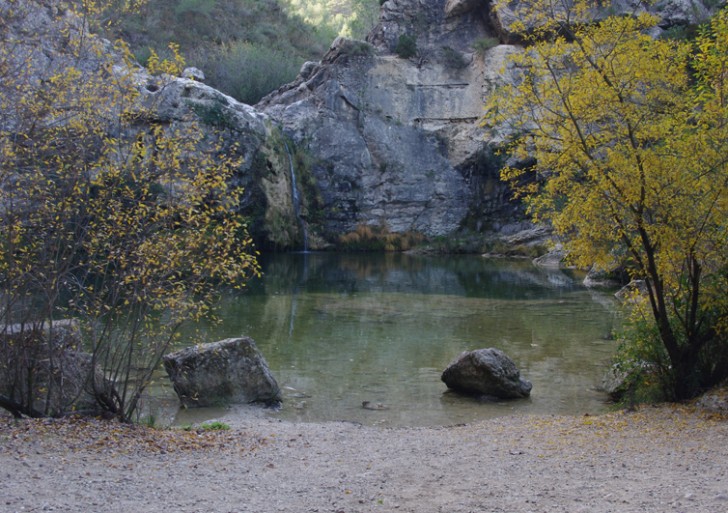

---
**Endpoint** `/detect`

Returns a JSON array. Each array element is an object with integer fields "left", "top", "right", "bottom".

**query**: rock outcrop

[
  {"left": 490, "top": 0, "right": 715, "bottom": 41},
  {"left": 4, "top": 0, "right": 720, "bottom": 250},
  {"left": 255, "top": 0, "right": 717, "bottom": 246},
  {"left": 258, "top": 1, "right": 524, "bottom": 240},
  {"left": 163, "top": 337, "right": 281, "bottom": 408},
  {"left": 441, "top": 347, "right": 532, "bottom": 399},
  {"left": 0, "top": 320, "right": 115, "bottom": 416}
]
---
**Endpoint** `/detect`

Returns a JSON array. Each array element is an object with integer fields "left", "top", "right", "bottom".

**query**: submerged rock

[
  {"left": 163, "top": 337, "right": 281, "bottom": 408},
  {"left": 441, "top": 348, "right": 532, "bottom": 399}
]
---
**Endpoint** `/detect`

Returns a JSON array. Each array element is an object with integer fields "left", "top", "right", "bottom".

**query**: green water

[{"left": 172, "top": 252, "right": 620, "bottom": 427}]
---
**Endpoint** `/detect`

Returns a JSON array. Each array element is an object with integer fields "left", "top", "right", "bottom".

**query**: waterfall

[{"left": 284, "top": 142, "right": 308, "bottom": 252}]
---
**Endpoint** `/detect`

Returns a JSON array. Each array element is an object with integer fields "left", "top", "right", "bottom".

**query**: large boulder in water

[
  {"left": 163, "top": 337, "right": 281, "bottom": 408},
  {"left": 441, "top": 348, "right": 532, "bottom": 399}
]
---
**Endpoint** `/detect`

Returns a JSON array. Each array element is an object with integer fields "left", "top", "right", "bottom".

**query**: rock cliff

[
  {"left": 256, "top": 0, "right": 718, "bottom": 247},
  {"left": 258, "top": 0, "right": 518, "bottom": 242},
  {"left": 4, "top": 0, "right": 719, "bottom": 250}
]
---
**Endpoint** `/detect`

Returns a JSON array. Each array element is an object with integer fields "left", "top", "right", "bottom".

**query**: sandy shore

[{"left": 2, "top": 403, "right": 728, "bottom": 513}]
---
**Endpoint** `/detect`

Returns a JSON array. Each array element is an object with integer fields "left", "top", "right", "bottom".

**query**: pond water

[{"left": 169, "top": 252, "right": 621, "bottom": 428}]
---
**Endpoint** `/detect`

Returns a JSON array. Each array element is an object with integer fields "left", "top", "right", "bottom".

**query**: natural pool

[{"left": 169, "top": 252, "right": 621, "bottom": 427}]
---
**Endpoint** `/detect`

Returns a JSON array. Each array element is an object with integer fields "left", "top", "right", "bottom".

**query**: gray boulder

[
  {"left": 441, "top": 348, "right": 532, "bottom": 399},
  {"left": 163, "top": 337, "right": 281, "bottom": 408},
  {"left": 0, "top": 320, "right": 115, "bottom": 416},
  {"left": 181, "top": 66, "right": 205, "bottom": 81}
]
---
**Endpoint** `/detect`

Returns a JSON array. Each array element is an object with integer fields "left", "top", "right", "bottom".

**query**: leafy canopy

[
  {"left": 484, "top": 1, "right": 727, "bottom": 400},
  {"left": 0, "top": 0, "right": 260, "bottom": 420}
]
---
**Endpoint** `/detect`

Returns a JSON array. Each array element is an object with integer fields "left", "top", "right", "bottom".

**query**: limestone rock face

[
  {"left": 181, "top": 67, "right": 205, "bottom": 81},
  {"left": 5, "top": 0, "right": 721, "bottom": 249},
  {"left": 258, "top": 1, "right": 523, "bottom": 238},
  {"left": 441, "top": 348, "right": 532, "bottom": 399},
  {"left": 445, "top": 0, "right": 487, "bottom": 18},
  {"left": 163, "top": 337, "right": 281, "bottom": 408}
]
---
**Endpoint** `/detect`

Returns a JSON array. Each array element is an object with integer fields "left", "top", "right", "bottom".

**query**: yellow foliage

[
  {"left": 0, "top": 0, "right": 260, "bottom": 420},
  {"left": 484, "top": 1, "right": 728, "bottom": 399}
]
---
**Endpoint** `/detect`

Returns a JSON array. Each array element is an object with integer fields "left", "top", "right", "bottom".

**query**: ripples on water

[{"left": 169, "top": 252, "right": 620, "bottom": 427}]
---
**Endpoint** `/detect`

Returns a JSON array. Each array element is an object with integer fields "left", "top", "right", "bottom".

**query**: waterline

[{"left": 173, "top": 253, "right": 619, "bottom": 427}]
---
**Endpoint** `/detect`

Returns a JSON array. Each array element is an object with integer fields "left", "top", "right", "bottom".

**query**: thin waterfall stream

[{"left": 284, "top": 142, "right": 308, "bottom": 252}]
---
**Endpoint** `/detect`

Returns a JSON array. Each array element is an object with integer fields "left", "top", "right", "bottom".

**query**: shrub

[
  {"left": 473, "top": 36, "right": 499, "bottom": 54},
  {"left": 441, "top": 46, "right": 468, "bottom": 69},
  {"left": 338, "top": 223, "right": 425, "bottom": 251},
  {"left": 0, "top": 17, "right": 260, "bottom": 421},
  {"left": 189, "top": 42, "right": 301, "bottom": 105},
  {"left": 340, "top": 40, "right": 375, "bottom": 58},
  {"left": 395, "top": 33, "right": 418, "bottom": 59},
  {"left": 613, "top": 297, "right": 728, "bottom": 404}
]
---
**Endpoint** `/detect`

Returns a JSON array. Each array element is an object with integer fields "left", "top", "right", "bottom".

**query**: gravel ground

[{"left": 1, "top": 404, "right": 727, "bottom": 513}]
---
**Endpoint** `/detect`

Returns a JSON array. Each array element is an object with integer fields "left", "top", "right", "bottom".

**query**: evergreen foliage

[
  {"left": 282, "top": 0, "right": 380, "bottom": 40},
  {"left": 395, "top": 33, "right": 418, "bottom": 58},
  {"left": 100, "top": 0, "right": 380, "bottom": 104}
]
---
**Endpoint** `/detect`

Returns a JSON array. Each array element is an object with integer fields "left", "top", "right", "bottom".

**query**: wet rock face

[{"left": 441, "top": 348, "right": 532, "bottom": 399}]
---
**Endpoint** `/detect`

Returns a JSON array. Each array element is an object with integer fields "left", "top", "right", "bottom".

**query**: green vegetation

[
  {"left": 199, "top": 421, "right": 231, "bottom": 431},
  {"left": 485, "top": 2, "right": 728, "bottom": 401},
  {"left": 282, "top": 0, "right": 380, "bottom": 40},
  {"left": 473, "top": 36, "right": 499, "bottom": 54},
  {"left": 180, "top": 421, "right": 231, "bottom": 431},
  {"left": 441, "top": 46, "right": 468, "bottom": 69},
  {"left": 99, "top": 0, "right": 380, "bottom": 104},
  {"left": 395, "top": 34, "right": 418, "bottom": 59},
  {"left": 106, "top": 0, "right": 331, "bottom": 104},
  {"left": 0, "top": 1, "right": 260, "bottom": 421}
]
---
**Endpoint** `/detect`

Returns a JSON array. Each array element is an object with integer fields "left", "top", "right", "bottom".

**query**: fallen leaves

[{"left": 0, "top": 416, "right": 264, "bottom": 457}]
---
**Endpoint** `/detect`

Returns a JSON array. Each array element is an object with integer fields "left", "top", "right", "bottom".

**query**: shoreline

[{"left": 2, "top": 403, "right": 727, "bottom": 513}]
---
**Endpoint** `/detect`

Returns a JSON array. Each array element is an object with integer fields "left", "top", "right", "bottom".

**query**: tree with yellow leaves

[
  {"left": 0, "top": 0, "right": 260, "bottom": 420},
  {"left": 484, "top": 2, "right": 727, "bottom": 400}
]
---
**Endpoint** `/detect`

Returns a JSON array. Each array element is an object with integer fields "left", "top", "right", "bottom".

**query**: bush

[
  {"left": 441, "top": 46, "right": 468, "bottom": 69},
  {"left": 613, "top": 299, "right": 728, "bottom": 404},
  {"left": 189, "top": 42, "right": 301, "bottom": 105},
  {"left": 473, "top": 36, "right": 499, "bottom": 54},
  {"left": 338, "top": 223, "right": 425, "bottom": 251},
  {"left": 395, "top": 33, "right": 418, "bottom": 59},
  {"left": 0, "top": 16, "right": 260, "bottom": 421},
  {"left": 339, "top": 40, "right": 375, "bottom": 58}
]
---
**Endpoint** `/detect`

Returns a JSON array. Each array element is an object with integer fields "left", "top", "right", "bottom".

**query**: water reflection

[{"left": 175, "top": 252, "right": 619, "bottom": 427}]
